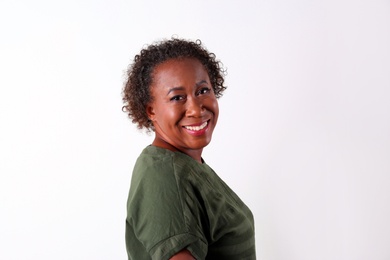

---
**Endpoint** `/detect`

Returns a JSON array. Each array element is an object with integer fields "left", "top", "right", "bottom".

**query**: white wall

[{"left": 1, "top": 0, "right": 389, "bottom": 259}]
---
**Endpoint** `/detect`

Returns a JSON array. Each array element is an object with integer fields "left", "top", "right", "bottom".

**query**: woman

[{"left": 122, "top": 38, "right": 256, "bottom": 260}]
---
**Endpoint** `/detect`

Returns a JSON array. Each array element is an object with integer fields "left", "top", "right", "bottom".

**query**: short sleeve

[
  {"left": 126, "top": 152, "right": 207, "bottom": 260},
  {"left": 150, "top": 233, "right": 207, "bottom": 260}
]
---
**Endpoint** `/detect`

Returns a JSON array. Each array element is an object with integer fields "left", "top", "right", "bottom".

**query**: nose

[{"left": 185, "top": 97, "right": 204, "bottom": 117}]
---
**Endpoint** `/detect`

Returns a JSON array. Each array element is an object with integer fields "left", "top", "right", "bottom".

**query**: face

[{"left": 147, "top": 58, "right": 219, "bottom": 160}]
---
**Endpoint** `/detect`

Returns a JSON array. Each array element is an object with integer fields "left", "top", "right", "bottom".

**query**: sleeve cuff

[{"left": 150, "top": 233, "right": 207, "bottom": 260}]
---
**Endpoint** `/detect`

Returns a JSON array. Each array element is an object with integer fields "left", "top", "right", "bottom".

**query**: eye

[
  {"left": 197, "top": 87, "right": 211, "bottom": 95},
  {"left": 170, "top": 95, "right": 185, "bottom": 101}
]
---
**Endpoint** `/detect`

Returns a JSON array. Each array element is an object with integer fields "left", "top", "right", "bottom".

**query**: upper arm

[{"left": 169, "top": 249, "right": 196, "bottom": 260}]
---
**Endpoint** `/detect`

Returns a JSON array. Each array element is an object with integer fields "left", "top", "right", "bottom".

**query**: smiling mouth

[{"left": 183, "top": 121, "right": 208, "bottom": 131}]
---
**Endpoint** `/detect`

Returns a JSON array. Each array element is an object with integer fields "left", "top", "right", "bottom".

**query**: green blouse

[{"left": 126, "top": 146, "right": 256, "bottom": 259}]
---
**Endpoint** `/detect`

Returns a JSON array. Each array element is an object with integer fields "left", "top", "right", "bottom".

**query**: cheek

[
  {"left": 206, "top": 98, "right": 219, "bottom": 122},
  {"left": 214, "top": 103, "right": 219, "bottom": 122},
  {"left": 211, "top": 98, "right": 219, "bottom": 115},
  {"left": 156, "top": 106, "right": 182, "bottom": 123}
]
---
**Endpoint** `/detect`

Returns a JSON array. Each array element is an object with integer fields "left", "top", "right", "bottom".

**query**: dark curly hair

[{"left": 122, "top": 38, "right": 227, "bottom": 131}]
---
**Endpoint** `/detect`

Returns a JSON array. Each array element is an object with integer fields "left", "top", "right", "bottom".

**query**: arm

[{"left": 170, "top": 249, "right": 196, "bottom": 260}]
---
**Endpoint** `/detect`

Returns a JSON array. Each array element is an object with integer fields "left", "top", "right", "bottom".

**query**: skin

[
  {"left": 170, "top": 249, "right": 196, "bottom": 260},
  {"left": 147, "top": 58, "right": 219, "bottom": 163}
]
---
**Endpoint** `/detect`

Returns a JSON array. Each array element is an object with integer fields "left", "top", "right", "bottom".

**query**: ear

[{"left": 146, "top": 104, "right": 156, "bottom": 121}]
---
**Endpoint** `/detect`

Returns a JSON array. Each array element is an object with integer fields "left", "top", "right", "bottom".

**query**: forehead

[{"left": 151, "top": 58, "right": 209, "bottom": 85}]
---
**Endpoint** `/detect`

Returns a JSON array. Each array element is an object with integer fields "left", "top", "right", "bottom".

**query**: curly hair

[{"left": 122, "top": 38, "right": 227, "bottom": 131}]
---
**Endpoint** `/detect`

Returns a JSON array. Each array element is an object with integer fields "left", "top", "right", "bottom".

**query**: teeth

[{"left": 184, "top": 121, "right": 208, "bottom": 131}]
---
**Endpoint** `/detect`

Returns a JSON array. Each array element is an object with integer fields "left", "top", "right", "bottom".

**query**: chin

[{"left": 190, "top": 140, "right": 212, "bottom": 150}]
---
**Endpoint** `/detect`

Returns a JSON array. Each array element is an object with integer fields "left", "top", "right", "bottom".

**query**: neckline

[{"left": 148, "top": 145, "right": 206, "bottom": 164}]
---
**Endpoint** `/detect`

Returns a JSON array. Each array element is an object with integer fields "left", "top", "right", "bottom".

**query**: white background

[{"left": 1, "top": 0, "right": 389, "bottom": 259}]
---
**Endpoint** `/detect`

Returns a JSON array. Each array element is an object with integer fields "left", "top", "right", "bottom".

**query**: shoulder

[
  {"left": 128, "top": 146, "right": 204, "bottom": 206},
  {"left": 132, "top": 146, "right": 175, "bottom": 181},
  {"left": 127, "top": 147, "right": 186, "bottom": 232},
  {"left": 132, "top": 146, "right": 203, "bottom": 184}
]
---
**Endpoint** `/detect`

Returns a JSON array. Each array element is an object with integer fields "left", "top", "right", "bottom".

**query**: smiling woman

[
  {"left": 147, "top": 58, "right": 219, "bottom": 162},
  {"left": 122, "top": 38, "right": 256, "bottom": 260}
]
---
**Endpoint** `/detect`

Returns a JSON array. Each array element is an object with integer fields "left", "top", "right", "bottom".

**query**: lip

[{"left": 182, "top": 120, "right": 210, "bottom": 136}]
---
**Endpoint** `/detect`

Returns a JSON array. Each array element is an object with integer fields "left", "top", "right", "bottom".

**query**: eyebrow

[
  {"left": 166, "top": 80, "right": 208, "bottom": 96},
  {"left": 167, "top": 86, "right": 185, "bottom": 95}
]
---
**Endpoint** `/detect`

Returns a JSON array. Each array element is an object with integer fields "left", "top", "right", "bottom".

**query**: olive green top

[{"left": 126, "top": 146, "right": 256, "bottom": 259}]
